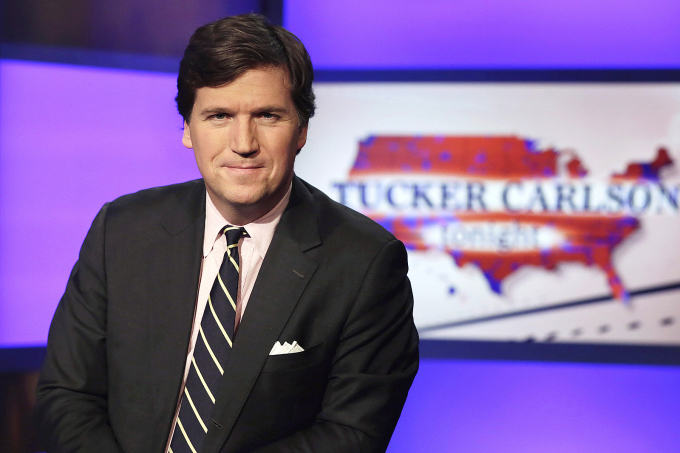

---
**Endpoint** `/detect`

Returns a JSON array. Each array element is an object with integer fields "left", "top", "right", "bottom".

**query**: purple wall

[
  {"left": 389, "top": 359, "right": 680, "bottom": 452},
  {"left": 0, "top": 60, "right": 200, "bottom": 347},
  {"left": 285, "top": 0, "right": 680, "bottom": 69}
]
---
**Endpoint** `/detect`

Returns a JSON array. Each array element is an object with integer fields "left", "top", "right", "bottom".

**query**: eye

[
  {"left": 211, "top": 113, "right": 228, "bottom": 120},
  {"left": 260, "top": 112, "right": 279, "bottom": 120}
]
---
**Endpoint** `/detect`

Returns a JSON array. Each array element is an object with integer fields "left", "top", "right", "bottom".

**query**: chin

[{"left": 227, "top": 188, "right": 272, "bottom": 207}]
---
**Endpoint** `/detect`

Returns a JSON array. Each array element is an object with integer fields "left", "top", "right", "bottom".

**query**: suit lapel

[
  {"left": 204, "top": 177, "right": 321, "bottom": 452},
  {"left": 147, "top": 181, "right": 206, "bottom": 448}
]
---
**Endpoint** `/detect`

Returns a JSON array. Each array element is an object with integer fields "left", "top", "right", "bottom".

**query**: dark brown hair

[{"left": 176, "top": 14, "right": 315, "bottom": 126}]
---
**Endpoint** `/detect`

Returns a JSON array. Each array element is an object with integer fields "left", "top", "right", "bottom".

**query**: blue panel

[
  {"left": 388, "top": 359, "right": 680, "bottom": 452},
  {"left": 284, "top": 0, "right": 680, "bottom": 69}
]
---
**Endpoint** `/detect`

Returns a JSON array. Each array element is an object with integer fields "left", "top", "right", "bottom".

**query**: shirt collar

[{"left": 203, "top": 183, "right": 292, "bottom": 259}]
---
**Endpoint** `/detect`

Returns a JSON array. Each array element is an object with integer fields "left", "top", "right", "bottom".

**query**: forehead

[{"left": 193, "top": 66, "right": 293, "bottom": 108}]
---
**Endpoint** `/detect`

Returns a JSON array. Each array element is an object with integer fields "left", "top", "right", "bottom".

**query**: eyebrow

[
  {"left": 199, "top": 107, "right": 233, "bottom": 117},
  {"left": 199, "top": 105, "right": 291, "bottom": 117},
  {"left": 253, "top": 105, "right": 290, "bottom": 115}
]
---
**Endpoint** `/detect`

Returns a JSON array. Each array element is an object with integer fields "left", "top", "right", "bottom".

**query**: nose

[{"left": 229, "top": 117, "right": 258, "bottom": 156}]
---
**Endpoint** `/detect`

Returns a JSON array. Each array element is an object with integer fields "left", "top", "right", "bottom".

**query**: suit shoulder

[
  {"left": 108, "top": 179, "right": 205, "bottom": 216},
  {"left": 101, "top": 179, "right": 205, "bottom": 239},
  {"left": 301, "top": 179, "right": 397, "bottom": 245},
  {"left": 107, "top": 179, "right": 204, "bottom": 213}
]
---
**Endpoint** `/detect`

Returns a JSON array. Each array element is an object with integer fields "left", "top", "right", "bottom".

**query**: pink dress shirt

[{"left": 165, "top": 183, "right": 291, "bottom": 451}]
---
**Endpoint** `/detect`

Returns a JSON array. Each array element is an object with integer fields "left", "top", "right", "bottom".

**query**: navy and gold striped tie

[{"left": 170, "top": 225, "right": 247, "bottom": 453}]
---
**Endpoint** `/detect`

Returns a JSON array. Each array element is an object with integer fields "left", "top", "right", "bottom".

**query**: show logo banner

[{"left": 333, "top": 136, "right": 677, "bottom": 302}]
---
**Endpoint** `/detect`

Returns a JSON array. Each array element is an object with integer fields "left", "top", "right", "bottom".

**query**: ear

[
  {"left": 182, "top": 121, "right": 193, "bottom": 149},
  {"left": 296, "top": 124, "right": 308, "bottom": 151}
]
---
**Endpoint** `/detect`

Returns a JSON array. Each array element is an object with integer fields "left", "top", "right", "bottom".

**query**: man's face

[{"left": 183, "top": 66, "right": 307, "bottom": 225}]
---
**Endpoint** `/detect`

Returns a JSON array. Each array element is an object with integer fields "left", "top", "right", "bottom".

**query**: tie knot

[{"left": 222, "top": 225, "right": 248, "bottom": 245}]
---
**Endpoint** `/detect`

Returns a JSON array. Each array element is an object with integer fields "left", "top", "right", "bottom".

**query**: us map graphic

[{"left": 333, "top": 136, "right": 680, "bottom": 344}]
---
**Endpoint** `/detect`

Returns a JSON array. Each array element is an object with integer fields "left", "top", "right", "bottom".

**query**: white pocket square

[{"left": 270, "top": 341, "right": 305, "bottom": 355}]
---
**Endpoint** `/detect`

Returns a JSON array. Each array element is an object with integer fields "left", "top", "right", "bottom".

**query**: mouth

[
  {"left": 224, "top": 164, "right": 264, "bottom": 171},
  {"left": 221, "top": 164, "right": 265, "bottom": 179}
]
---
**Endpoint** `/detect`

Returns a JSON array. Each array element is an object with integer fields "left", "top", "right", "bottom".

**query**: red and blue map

[{"left": 342, "top": 136, "right": 676, "bottom": 301}]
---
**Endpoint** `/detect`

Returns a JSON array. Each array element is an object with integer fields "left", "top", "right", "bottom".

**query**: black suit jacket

[{"left": 35, "top": 176, "right": 419, "bottom": 453}]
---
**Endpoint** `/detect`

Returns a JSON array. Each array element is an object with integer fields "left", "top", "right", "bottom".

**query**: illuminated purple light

[
  {"left": 285, "top": 0, "right": 680, "bottom": 68},
  {"left": 389, "top": 359, "right": 680, "bottom": 453},
  {"left": 0, "top": 60, "right": 200, "bottom": 347}
]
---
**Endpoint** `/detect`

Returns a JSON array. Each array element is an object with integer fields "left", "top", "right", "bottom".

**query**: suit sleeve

[
  {"left": 34, "top": 203, "right": 124, "bottom": 453},
  {"left": 252, "top": 239, "right": 419, "bottom": 453}
]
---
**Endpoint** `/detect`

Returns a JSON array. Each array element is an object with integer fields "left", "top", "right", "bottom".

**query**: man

[{"left": 35, "top": 14, "right": 418, "bottom": 453}]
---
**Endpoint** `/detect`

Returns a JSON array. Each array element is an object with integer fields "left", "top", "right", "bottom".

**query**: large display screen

[
  {"left": 296, "top": 82, "right": 680, "bottom": 350},
  {"left": 1, "top": 59, "right": 678, "bottom": 362}
]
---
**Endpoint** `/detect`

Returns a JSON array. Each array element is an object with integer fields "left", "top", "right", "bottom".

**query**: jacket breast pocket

[
  {"left": 261, "top": 341, "right": 327, "bottom": 373},
  {"left": 235, "top": 342, "right": 330, "bottom": 447}
]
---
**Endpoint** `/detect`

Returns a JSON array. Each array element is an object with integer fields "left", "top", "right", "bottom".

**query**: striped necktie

[{"left": 170, "top": 225, "right": 248, "bottom": 453}]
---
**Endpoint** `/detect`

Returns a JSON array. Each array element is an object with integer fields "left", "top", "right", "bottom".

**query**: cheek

[
  {"left": 193, "top": 148, "right": 208, "bottom": 167},
  {"left": 193, "top": 139, "right": 221, "bottom": 164},
  {"left": 193, "top": 150, "right": 219, "bottom": 179},
  {"left": 264, "top": 133, "right": 299, "bottom": 166},
  {"left": 269, "top": 150, "right": 297, "bottom": 177}
]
